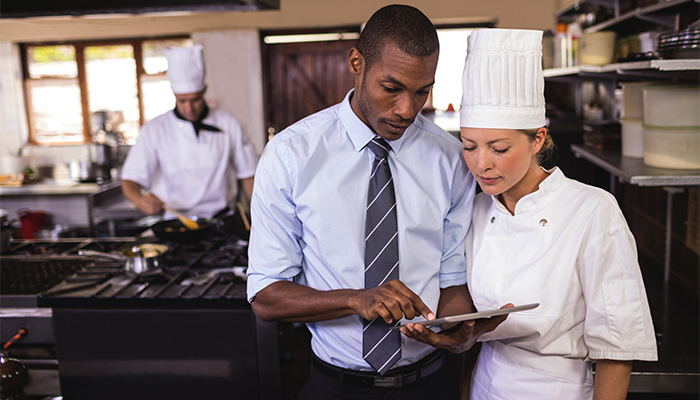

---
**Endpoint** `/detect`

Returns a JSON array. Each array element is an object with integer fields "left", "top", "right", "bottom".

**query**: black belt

[{"left": 311, "top": 350, "right": 447, "bottom": 388}]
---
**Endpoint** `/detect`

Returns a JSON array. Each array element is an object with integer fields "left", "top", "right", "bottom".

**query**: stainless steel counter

[
  {"left": 0, "top": 180, "right": 120, "bottom": 196},
  {"left": 0, "top": 180, "right": 142, "bottom": 235}
]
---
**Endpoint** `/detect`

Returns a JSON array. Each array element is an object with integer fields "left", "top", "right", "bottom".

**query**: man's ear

[{"left": 348, "top": 47, "right": 364, "bottom": 77}]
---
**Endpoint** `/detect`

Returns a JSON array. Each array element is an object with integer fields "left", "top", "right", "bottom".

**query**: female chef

[{"left": 401, "top": 28, "right": 658, "bottom": 399}]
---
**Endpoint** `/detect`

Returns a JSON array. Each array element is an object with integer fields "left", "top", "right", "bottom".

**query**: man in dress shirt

[{"left": 246, "top": 5, "right": 505, "bottom": 399}]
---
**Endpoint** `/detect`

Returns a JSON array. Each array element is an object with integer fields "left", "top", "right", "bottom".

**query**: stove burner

[{"left": 1, "top": 259, "right": 91, "bottom": 295}]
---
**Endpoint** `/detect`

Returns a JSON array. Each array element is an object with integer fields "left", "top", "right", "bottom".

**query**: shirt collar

[
  {"left": 339, "top": 89, "right": 409, "bottom": 155},
  {"left": 492, "top": 166, "right": 566, "bottom": 214},
  {"left": 173, "top": 103, "right": 222, "bottom": 136}
]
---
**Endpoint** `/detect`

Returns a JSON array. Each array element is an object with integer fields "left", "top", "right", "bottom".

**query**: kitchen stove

[{"left": 0, "top": 230, "right": 280, "bottom": 400}]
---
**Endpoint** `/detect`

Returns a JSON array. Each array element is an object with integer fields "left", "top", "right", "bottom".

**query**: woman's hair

[{"left": 518, "top": 127, "right": 557, "bottom": 168}]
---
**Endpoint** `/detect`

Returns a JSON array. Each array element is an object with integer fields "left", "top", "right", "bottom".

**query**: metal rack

[{"left": 571, "top": 145, "right": 699, "bottom": 394}]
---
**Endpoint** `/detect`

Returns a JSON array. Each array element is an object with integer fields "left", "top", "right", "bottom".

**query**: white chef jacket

[
  {"left": 121, "top": 109, "right": 258, "bottom": 218},
  {"left": 466, "top": 167, "right": 658, "bottom": 399}
]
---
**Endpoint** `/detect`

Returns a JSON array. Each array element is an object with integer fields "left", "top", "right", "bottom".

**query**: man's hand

[
  {"left": 399, "top": 303, "right": 513, "bottom": 353},
  {"left": 349, "top": 279, "right": 435, "bottom": 324},
  {"left": 122, "top": 179, "right": 164, "bottom": 216},
  {"left": 135, "top": 192, "right": 164, "bottom": 215}
]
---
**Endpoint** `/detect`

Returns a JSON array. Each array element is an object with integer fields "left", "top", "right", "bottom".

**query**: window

[
  {"left": 434, "top": 28, "right": 477, "bottom": 112},
  {"left": 22, "top": 37, "right": 192, "bottom": 145}
]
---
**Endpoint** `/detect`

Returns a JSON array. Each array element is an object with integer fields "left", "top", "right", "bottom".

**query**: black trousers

[{"left": 296, "top": 352, "right": 459, "bottom": 400}]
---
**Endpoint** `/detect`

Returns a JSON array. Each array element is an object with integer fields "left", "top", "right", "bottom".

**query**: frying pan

[{"left": 150, "top": 218, "right": 215, "bottom": 244}]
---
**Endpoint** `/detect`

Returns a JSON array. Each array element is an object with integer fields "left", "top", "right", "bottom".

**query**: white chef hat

[
  {"left": 460, "top": 29, "right": 545, "bottom": 129},
  {"left": 164, "top": 45, "right": 205, "bottom": 94}
]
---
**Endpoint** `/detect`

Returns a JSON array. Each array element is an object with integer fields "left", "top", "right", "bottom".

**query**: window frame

[{"left": 20, "top": 35, "right": 189, "bottom": 146}]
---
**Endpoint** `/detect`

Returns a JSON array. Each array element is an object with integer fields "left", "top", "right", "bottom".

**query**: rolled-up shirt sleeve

[
  {"left": 246, "top": 139, "right": 304, "bottom": 302},
  {"left": 438, "top": 159, "right": 475, "bottom": 289}
]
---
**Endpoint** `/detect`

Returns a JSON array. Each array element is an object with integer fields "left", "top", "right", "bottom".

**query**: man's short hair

[{"left": 357, "top": 4, "right": 439, "bottom": 71}]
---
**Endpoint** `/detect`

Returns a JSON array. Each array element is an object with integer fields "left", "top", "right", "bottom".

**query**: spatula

[
  {"left": 142, "top": 190, "right": 199, "bottom": 230},
  {"left": 161, "top": 205, "right": 200, "bottom": 230}
]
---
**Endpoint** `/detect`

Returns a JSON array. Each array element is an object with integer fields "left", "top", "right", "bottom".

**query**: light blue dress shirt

[{"left": 247, "top": 90, "right": 475, "bottom": 371}]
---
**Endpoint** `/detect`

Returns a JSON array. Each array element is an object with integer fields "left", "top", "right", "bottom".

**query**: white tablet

[{"left": 391, "top": 303, "right": 539, "bottom": 330}]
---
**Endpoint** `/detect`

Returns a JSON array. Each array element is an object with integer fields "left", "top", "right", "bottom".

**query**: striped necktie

[{"left": 362, "top": 136, "right": 401, "bottom": 375}]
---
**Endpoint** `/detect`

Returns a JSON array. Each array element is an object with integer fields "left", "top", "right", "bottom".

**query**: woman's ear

[{"left": 532, "top": 127, "right": 547, "bottom": 155}]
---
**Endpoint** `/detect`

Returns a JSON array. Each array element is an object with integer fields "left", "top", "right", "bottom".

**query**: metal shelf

[
  {"left": 570, "top": 144, "right": 700, "bottom": 186},
  {"left": 584, "top": 0, "right": 699, "bottom": 33},
  {"left": 543, "top": 59, "right": 700, "bottom": 80}
]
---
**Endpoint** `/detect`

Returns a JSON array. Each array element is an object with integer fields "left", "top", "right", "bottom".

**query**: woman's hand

[{"left": 399, "top": 303, "right": 513, "bottom": 354}]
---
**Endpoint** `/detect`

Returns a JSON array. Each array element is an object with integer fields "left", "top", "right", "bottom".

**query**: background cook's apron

[{"left": 470, "top": 341, "right": 594, "bottom": 400}]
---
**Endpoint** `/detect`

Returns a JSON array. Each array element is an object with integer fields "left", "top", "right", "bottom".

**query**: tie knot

[{"left": 367, "top": 137, "right": 391, "bottom": 160}]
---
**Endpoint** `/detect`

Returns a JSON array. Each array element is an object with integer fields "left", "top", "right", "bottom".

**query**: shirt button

[
  {"left": 490, "top": 216, "right": 496, "bottom": 223},
  {"left": 539, "top": 219, "right": 547, "bottom": 227}
]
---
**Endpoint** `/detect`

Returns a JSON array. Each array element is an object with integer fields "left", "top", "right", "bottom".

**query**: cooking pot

[
  {"left": 78, "top": 243, "right": 168, "bottom": 274},
  {"left": 0, "top": 351, "right": 28, "bottom": 400}
]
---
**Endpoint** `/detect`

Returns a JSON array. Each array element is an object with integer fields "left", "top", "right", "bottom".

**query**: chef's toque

[
  {"left": 460, "top": 29, "right": 545, "bottom": 129},
  {"left": 165, "top": 45, "right": 205, "bottom": 94}
]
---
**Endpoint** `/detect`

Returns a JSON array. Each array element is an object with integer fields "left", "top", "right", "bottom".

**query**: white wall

[
  {"left": 193, "top": 30, "right": 266, "bottom": 155},
  {"left": 0, "top": 43, "right": 28, "bottom": 157}
]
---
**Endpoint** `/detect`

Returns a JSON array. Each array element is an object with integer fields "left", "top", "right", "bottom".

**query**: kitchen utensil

[
  {"left": 150, "top": 218, "right": 214, "bottom": 244},
  {"left": 141, "top": 190, "right": 199, "bottom": 230},
  {"left": 150, "top": 206, "right": 231, "bottom": 244},
  {"left": 579, "top": 31, "right": 616, "bottom": 65},
  {"left": 657, "top": 28, "right": 700, "bottom": 59},
  {"left": 162, "top": 204, "right": 200, "bottom": 230},
  {"left": 390, "top": 303, "right": 540, "bottom": 330},
  {"left": 0, "top": 351, "right": 28, "bottom": 400},
  {"left": 78, "top": 243, "right": 168, "bottom": 274},
  {"left": 236, "top": 202, "right": 251, "bottom": 231}
]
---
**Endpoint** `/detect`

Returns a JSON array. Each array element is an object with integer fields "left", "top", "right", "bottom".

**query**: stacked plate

[{"left": 658, "top": 28, "right": 700, "bottom": 59}]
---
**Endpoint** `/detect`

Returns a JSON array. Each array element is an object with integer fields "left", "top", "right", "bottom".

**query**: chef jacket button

[
  {"left": 178, "top": 122, "right": 184, "bottom": 128},
  {"left": 539, "top": 219, "right": 547, "bottom": 227},
  {"left": 490, "top": 216, "right": 496, "bottom": 223}
]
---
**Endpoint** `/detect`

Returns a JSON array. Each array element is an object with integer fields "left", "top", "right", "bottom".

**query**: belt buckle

[{"left": 374, "top": 375, "right": 402, "bottom": 388}]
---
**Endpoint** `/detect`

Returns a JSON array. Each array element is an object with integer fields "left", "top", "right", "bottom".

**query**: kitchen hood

[{"left": 0, "top": 0, "right": 280, "bottom": 19}]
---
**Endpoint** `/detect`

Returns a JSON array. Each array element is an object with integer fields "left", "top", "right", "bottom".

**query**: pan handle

[{"left": 78, "top": 249, "right": 125, "bottom": 260}]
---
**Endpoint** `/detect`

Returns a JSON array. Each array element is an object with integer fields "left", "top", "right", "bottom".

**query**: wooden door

[{"left": 264, "top": 38, "right": 358, "bottom": 135}]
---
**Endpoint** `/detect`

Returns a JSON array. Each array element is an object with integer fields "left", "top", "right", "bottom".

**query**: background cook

[{"left": 121, "top": 44, "right": 258, "bottom": 219}]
